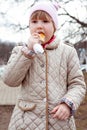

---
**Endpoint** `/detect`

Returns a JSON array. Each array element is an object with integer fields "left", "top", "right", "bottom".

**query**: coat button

[
  {"left": 40, "top": 64, "right": 44, "bottom": 68},
  {"left": 40, "top": 80, "right": 45, "bottom": 84}
]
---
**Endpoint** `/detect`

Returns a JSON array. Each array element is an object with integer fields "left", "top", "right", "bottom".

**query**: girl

[{"left": 2, "top": 1, "right": 86, "bottom": 130}]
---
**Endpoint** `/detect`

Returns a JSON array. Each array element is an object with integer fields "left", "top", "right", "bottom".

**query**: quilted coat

[{"left": 2, "top": 36, "right": 86, "bottom": 130}]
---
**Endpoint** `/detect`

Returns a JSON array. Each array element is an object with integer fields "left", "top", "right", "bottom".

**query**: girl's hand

[
  {"left": 51, "top": 103, "right": 71, "bottom": 120},
  {"left": 27, "top": 33, "right": 40, "bottom": 50}
]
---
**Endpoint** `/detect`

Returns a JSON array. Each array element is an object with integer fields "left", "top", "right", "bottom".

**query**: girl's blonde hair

[{"left": 30, "top": 10, "right": 56, "bottom": 31}]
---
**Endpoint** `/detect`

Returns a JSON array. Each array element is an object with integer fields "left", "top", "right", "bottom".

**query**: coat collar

[{"left": 44, "top": 35, "right": 60, "bottom": 50}]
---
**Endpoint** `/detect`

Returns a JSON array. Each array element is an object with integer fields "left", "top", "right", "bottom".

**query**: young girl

[{"left": 2, "top": 1, "right": 86, "bottom": 130}]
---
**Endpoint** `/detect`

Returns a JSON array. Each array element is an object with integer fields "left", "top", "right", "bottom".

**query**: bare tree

[
  {"left": 58, "top": 0, "right": 87, "bottom": 43},
  {"left": 0, "top": 0, "right": 87, "bottom": 43}
]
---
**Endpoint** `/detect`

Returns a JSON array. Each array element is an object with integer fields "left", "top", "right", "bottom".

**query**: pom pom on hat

[{"left": 29, "top": 1, "right": 59, "bottom": 30}]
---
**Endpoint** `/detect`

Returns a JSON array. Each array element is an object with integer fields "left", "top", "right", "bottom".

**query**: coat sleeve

[
  {"left": 2, "top": 46, "right": 32, "bottom": 87},
  {"left": 61, "top": 46, "right": 86, "bottom": 112}
]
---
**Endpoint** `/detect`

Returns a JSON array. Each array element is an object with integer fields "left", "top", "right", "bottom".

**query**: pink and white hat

[{"left": 29, "top": 1, "right": 59, "bottom": 30}]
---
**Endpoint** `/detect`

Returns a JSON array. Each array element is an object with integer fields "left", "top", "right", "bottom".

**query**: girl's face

[{"left": 29, "top": 11, "right": 55, "bottom": 44}]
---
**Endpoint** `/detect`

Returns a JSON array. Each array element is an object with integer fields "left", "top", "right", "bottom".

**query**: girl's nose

[{"left": 37, "top": 21, "right": 43, "bottom": 28}]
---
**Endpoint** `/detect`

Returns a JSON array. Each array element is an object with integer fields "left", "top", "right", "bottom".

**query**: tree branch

[{"left": 61, "top": 8, "right": 87, "bottom": 27}]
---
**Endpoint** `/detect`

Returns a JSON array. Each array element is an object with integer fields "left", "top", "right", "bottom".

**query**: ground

[
  {"left": 0, "top": 72, "right": 87, "bottom": 130},
  {"left": 0, "top": 105, "right": 14, "bottom": 130}
]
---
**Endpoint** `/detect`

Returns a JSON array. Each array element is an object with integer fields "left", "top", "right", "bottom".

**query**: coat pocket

[{"left": 17, "top": 99, "right": 36, "bottom": 111}]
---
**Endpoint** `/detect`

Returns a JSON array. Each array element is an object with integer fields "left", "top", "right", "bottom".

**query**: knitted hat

[{"left": 29, "top": 1, "right": 59, "bottom": 30}]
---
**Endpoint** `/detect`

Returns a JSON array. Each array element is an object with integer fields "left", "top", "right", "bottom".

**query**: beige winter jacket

[{"left": 2, "top": 36, "right": 86, "bottom": 130}]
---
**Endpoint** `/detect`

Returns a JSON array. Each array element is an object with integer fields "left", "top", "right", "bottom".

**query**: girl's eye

[
  {"left": 31, "top": 20, "right": 37, "bottom": 23},
  {"left": 43, "top": 20, "right": 49, "bottom": 23}
]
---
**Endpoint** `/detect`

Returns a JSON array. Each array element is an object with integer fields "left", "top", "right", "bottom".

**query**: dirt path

[
  {"left": 75, "top": 95, "right": 87, "bottom": 130},
  {"left": 0, "top": 105, "right": 14, "bottom": 130}
]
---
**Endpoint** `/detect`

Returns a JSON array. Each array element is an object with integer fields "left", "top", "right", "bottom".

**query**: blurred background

[{"left": 0, "top": 0, "right": 87, "bottom": 130}]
